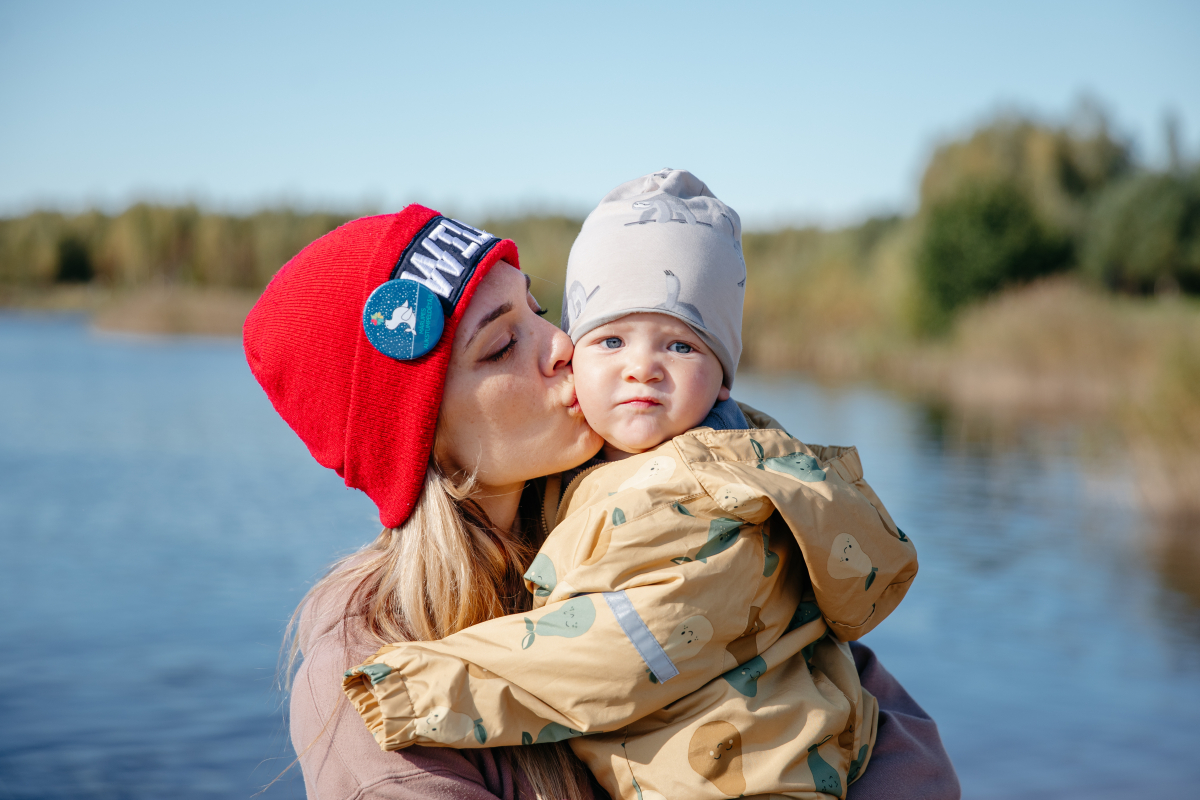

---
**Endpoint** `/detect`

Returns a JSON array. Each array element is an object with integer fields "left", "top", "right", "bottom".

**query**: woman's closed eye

[
  {"left": 668, "top": 341, "right": 694, "bottom": 354},
  {"left": 484, "top": 335, "right": 517, "bottom": 362}
]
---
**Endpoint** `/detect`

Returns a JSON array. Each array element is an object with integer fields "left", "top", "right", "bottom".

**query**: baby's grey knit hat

[{"left": 561, "top": 169, "right": 746, "bottom": 386}]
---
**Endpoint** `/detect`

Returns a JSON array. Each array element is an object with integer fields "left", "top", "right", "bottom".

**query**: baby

[{"left": 344, "top": 170, "right": 918, "bottom": 799}]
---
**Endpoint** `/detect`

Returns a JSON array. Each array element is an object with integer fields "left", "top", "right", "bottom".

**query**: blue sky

[{"left": 1, "top": 0, "right": 1197, "bottom": 226}]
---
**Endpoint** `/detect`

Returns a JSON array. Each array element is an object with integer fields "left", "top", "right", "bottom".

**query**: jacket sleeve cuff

[
  {"left": 825, "top": 572, "right": 917, "bottom": 641},
  {"left": 343, "top": 655, "right": 418, "bottom": 751}
]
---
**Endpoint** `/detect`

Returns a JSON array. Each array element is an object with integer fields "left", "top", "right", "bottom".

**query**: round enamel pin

[{"left": 362, "top": 279, "right": 445, "bottom": 360}]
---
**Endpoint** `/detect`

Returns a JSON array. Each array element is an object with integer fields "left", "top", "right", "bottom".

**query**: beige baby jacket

[{"left": 344, "top": 425, "right": 918, "bottom": 799}]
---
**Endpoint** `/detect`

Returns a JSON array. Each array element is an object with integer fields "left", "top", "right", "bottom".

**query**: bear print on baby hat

[{"left": 561, "top": 169, "right": 746, "bottom": 387}]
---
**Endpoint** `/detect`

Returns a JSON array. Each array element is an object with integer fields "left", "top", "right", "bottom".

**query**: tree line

[{"left": 2, "top": 105, "right": 1197, "bottom": 340}]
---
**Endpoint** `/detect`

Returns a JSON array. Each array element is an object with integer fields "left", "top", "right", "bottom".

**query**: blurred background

[{"left": 2, "top": 1, "right": 1198, "bottom": 798}]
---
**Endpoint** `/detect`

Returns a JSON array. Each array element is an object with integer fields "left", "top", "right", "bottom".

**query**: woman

[{"left": 244, "top": 206, "right": 959, "bottom": 799}]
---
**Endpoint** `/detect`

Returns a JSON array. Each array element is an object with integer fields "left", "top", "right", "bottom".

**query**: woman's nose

[{"left": 543, "top": 324, "right": 573, "bottom": 377}]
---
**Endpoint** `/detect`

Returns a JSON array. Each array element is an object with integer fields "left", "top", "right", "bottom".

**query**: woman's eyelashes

[{"left": 484, "top": 335, "right": 517, "bottom": 362}]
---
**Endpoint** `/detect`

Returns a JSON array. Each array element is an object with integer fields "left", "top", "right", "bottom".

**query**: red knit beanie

[{"left": 243, "top": 204, "right": 519, "bottom": 528}]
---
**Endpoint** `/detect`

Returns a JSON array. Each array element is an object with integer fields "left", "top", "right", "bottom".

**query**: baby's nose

[{"left": 624, "top": 359, "right": 664, "bottom": 382}]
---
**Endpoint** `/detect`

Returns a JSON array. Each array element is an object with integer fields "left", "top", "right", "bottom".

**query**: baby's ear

[{"left": 718, "top": 385, "right": 731, "bottom": 401}]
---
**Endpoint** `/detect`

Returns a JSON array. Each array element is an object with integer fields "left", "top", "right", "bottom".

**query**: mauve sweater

[{"left": 290, "top": 582, "right": 959, "bottom": 800}]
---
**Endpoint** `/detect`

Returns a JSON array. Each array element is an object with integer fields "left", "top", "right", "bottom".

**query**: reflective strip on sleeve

[{"left": 602, "top": 591, "right": 679, "bottom": 683}]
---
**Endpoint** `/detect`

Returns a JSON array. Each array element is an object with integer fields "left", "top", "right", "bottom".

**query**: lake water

[{"left": 2, "top": 313, "right": 1199, "bottom": 799}]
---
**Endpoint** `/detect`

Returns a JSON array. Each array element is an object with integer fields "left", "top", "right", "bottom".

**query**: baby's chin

[{"left": 599, "top": 418, "right": 690, "bottom": 455}]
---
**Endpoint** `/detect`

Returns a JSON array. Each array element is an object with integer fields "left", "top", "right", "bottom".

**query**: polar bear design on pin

[{"left": 385, "top": 301, "right": 416, "bottom": 334}]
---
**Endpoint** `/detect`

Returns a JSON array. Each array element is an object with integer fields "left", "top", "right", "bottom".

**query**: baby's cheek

[
  {"left": 677, "top": 359, "right": 725, "bottom": 421},
  {"left": 572, "top": 376, "right": 611, "bottom": 426}
]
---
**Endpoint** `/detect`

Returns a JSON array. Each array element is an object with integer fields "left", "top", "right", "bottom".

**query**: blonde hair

[{"left": 284, "top": 460, "right": 592, "bottom": 800}]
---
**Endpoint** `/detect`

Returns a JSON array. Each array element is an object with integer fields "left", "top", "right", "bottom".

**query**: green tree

[
  {"left": 55, "top": 236, "right": 94, "bottom": 282},
  {"left": 915, "top": 181, "right": 1072, "bottom": 331},
  {"left": 1082, "top": 168, "right": 1200, "bottom": 295},
  {"left": 919, "top": 105, "right": 1132, "bottom": 239}
]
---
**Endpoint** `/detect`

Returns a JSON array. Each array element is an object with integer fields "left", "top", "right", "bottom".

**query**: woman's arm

[
  {"left": 291, "top": 592, "right": 539, "bottom": 800},
  {"left": 846, "top": 642, "right": 961, "bottom": 800},
  {"left": 343, "top": 544, "right": 786, "bottom": 750}
]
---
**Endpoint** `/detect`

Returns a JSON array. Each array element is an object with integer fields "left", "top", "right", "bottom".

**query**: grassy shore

[
  {"left": 0, "top": 283, "right": 261, "bottom": 337},
  {"left": 887, "top": 279, "right": 1200, "bottom": 519},
  {"left": 5, "top": 266, "right": 1197, "bottom": 519}
]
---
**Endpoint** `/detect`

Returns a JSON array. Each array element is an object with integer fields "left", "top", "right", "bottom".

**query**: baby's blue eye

[
  {"left": 669, "top": 342, "right": 694, "bottom": 354},
  {"left": 603, "top": 337, "right": 623, "bottom": 349}
]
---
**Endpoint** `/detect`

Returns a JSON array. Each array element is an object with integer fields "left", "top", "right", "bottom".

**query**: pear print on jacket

[
  {"left": 721, "top": 655, "right": 767, "bottom": 697},
  {"left": 726, "top": 606, "right": 764, "bottom": 665},
  {"left": 672, "top": 516, "right": 744, "bottom": 565},
  {"left": 761, "top": 531, "right": 779, "bottom": 577},
  {"left": 786, "top": 600, "right": 822, "bottom": 633},
  {"left": 751, "top": 438, "right": 827, "bottom": 482},
  {"left": 827, "top": 532, "right": 878, "bottom": 589},
  {"left": 532, "top": 721, "right": 584, "bottom": 744},
  {"left": 714, "top": 482, "right": 771, "bottom": 521},
  {"left": 807, "top": 738, "right": 842, "bottom": 795},
  {"left": 618, "top": 456, "right": 676, "bottom": 492},
  {"left": 649, "top": 615, "right": 715, "bottom": 684},
  {"left": 848, "top": 744, "right": 869, "bottom": 783},
  {"left": 694, "top": 518, "right": 743, "bottom": 563},
  {"left": 521, "top": 596, "right": 596, "bottom": 649},
  {"left": 523, "top": 553, "right": 557, "bottom": 597},
  {"left": 344, "top": 662, "right": 393, "bottom": 685},
  {"left": 663, "top": 615, "right": 714, "bottom": 662},
  {"left": 466, "top": 663, "right": 499, "bottom": 680},
  {"left": 582, "top": 507, "right": 625, "bottom": 567},
  {"left": 413, "top": 706, "right": 488, "bottom": 745},
  {"left": 630, "top": 776, "right": 667, "bottom": 800},
  {"left": 688, "top": 720, "right": 745, "bottom": 796}
]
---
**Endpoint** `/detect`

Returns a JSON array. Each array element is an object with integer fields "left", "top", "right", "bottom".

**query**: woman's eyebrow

[{"left": 466, "top": 301, "right": 514, "bottom": 347}]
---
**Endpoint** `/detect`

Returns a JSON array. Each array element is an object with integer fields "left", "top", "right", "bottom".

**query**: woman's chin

[
  {"left": 578, "top": 429, "right": 606, "bottom": 461},
  {"left": 534, "top": 425, "right": 604, "bottom": 477},
  {"left": 569, "top": 429, "right": 605, "bottom": 467}
]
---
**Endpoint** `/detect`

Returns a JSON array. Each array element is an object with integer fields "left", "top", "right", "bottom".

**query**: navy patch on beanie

[{"left": 363, "top": 216, "right": 501, "bottom": 361}]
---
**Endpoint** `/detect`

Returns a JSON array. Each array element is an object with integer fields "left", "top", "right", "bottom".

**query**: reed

[{"left": 0, "top": 204, "right": 354, "bottom": 289}]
